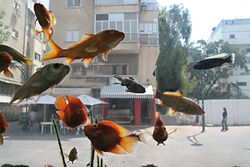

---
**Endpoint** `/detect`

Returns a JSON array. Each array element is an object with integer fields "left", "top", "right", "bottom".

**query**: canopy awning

[
  {"left": 77, "top": 94, "right": 107, "bottom": 105},
  {"left": 100, "top": 85, "right": 154, "bottom": 99},
  {"left": 0, "top": 95, "right": 11, "bottom": 103}
]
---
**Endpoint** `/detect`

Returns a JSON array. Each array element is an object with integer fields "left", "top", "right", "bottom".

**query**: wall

[{"left": 200, "top": 99, "right": 250, "bottom": 125}]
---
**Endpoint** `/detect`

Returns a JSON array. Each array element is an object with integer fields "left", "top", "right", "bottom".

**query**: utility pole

[{"left": 201, "top": 70, "right": 205, "bottom": 132}]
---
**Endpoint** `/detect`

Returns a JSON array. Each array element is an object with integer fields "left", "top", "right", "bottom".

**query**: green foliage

[
  {"left": 188, "top": 40, "right": 247, "bottom": 99},
  {"left": 156, "top": 5, "right": 192, "bottom": 94},
  {"left": 0, "top": 11, "right": 10, "bottom": 44}
]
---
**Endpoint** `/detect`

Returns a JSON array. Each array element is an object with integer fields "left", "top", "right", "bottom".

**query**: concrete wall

[
  {"left": 95, "top": 4, "right": 139, "bottom": 13},
  {"left": 200, "top": 99, "right": 250, "bottom": 125}
]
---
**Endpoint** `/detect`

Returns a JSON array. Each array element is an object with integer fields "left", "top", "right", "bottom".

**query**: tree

[
  {"left": 188, "top": 39, "right": 247, "bottom": 99},
  {"left": 155, "top": 4, "right": 192, "bottom": 95},
  {"left": 0, "top": 11, "right": 10, "bottom": 44}
]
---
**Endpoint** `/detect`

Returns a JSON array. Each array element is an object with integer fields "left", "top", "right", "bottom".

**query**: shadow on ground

[{"left": 187, "top": 132, "right": 203, "bottom": 146}]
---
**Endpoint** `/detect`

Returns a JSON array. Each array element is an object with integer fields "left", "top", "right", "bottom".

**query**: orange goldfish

[
  {"left": 42, "top": 29, "right": 125, "bottom": 67},
  {"left": 0, "top": 112, "right": 8, "bottom": 145},
  {"left": 56, "top": 95, "right": 88, "bottom": 130},
  {"left": 34, "top": 3, "right": 56, "bottom": 41},
  {"left": 44, "top": 164, "right": 54, "bottom": 167},
  {"left": 154, "top": 89, "right": 205, "bottom": 115},
  {"left": 83, "top": 120, "right": 138, "bottom": 156},
  {"left": 0, "top": 52, "right": 13, "bottom": 78},
  {"left": 152, "top": 112, "right": 176, "bottom": 145}
]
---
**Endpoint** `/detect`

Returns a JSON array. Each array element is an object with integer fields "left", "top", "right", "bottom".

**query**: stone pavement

[{"left": 0, "top": 126, "right": 250, "bottom": 167}]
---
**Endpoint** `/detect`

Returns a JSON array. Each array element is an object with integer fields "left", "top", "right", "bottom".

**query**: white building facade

[{"left": 208, "top": 18, "right": 250, "bottom": 97}]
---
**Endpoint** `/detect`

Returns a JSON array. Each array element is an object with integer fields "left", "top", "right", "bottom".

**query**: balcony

[{"left": 140, "top": 1, "right": 159, "bottom": 11}]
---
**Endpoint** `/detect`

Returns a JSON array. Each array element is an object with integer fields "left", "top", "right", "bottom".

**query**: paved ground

[{"left": 0, "top": 125, "right": 250, "bottom": 167}]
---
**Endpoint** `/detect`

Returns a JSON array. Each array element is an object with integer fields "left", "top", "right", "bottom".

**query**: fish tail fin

[
  {"left": 169, "top": 128, "right": 177, "bottom": 136},
  {"left": 56, "top": 111, "right": 64, "bottom": 121},
  {"left": 34, "top": 29, "right": 41, "bottom": 35},
  {"left": 83, "top": 57, "right": 94, "bottom": 68},
  {"left": 25, "top": 59, "right": 32, "bottom": 66},
  {"left": 63, "top": 153, "right": 69, "bottom": 158},
  {"left": 155, "top": 112, "right": 160, "bottom": 119},
  {"left": 0, "top": 134, "right": 3, "bottom": 145},
  {"left": 119, "top": 136, "right": 138, "bottom": 153},
  {"left": 42, "top": 39, "right": 62, "bottom": 61},
  {"left": 4, "top": 69, "right": 14, "bottom": 78},
  {"left": 170, "top": 108, "right": 177, "bottom": 115}
]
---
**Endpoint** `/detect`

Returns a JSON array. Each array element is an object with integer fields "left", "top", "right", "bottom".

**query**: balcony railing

[
  {"left": 140, "top": 1, "right": 159, "bottom": 10},
  {"left": 140, "top": 34, "right": 159, "bottom": 45},
  {"left": 95, "top": 0, "right": 138, "bottom": 5}
]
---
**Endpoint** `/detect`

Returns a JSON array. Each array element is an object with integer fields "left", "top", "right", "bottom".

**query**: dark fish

[
  {"left": 9, "top": 63, "right": 70, "bottom": 105},
  {"left": 114, "top": 75, "right": 146, "bottom": 93},
  {"left": 64, "top": 147, "right": 78, "bottom": 164},
  {"left": 0, "top": 112, "right": 8, "bottom": 145},
  {"left": 34, "top": 3, "right": 56, "bottom": 41},
  {"left": 42, "top": 29, "right": 125, "bottom": 67},
  {"left": 0, "top": 45, "right": 32, "bottom": 66},
  {"left": 154, "top": 89, "right": 205, "bottom": 115},
  {"left": 193, "top": 53, "right": 235, "bottom": 70},
  {"left": 0, "top": 52, "right": 13, "bottom": 78}
]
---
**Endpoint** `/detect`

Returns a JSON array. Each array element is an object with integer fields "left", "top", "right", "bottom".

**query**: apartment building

[
  {"left": 0, "top": 0, "right": 45, "bottom": 110},
  {"left": 49, "top": 0, "right": 159, "bottom": 97},
  {"left": 208, "top": 18, "right": 250, "bottom": 97},
  {"left": 49, "top": 0, "right": 159, "bottom": 125}
]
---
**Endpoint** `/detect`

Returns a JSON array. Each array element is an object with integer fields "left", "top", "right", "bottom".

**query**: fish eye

[
  {"left": 53, "top": 63, "right": 61, "bottom": 69},
  {"left": 93, "top": 124, "right": 97, "bottom": 128},
  {"left": 109, "top": 30, "right": 115, "bottom": 34},
  {"left": 76, "top": 109, "right": 81, "bottom": 114}
]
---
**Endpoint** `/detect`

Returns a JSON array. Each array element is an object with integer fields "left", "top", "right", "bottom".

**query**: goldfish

[
  {"left": 64, "top": 147, "right": 78, "bottom": 163},
  {"left": 83, "top": 120, "right": 138, "bottom": 156},
  {"left": 0, "top": 45, "right": 32, "bottom": 66},
  {"left": 154, "top": 89, "right": 205, "bottom": 115},
  {"left": 9, "top": 63, "right": 69, "bottom": 105},
  {"left": 42, "top": 29, "right": 125, "bottom": 67},
  {"left": 0, "top": 52, "right": 13, "bottom": 78},
  {"left": 34, "top": 3, "right": 56, "bottom": 41},
  {"left": 193, "top": 53, "right": 235, "bottom": 70},
  {"left": 55, "top": 95, "right": 88, "bottom": 130},
  {"left": 152, "top": 112, "right": 176, "bottom": 145},
  {"left": 0, "top": 112, "right": 8, "bottom": 145},
  {"left": 114, "top": 75, "right": 146, "bottom": 93}
]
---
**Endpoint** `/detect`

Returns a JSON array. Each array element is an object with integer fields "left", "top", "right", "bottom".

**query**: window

[
  {"left": 65, "top": 30, "right": 80, "bottom": 42},
  {"left": 229, "top": 34, "right": 235, "bottom": 39},
  {"left": 122, "top": 65, "right": 127, "bottom": 75},
  {"left": 112, "top": 66, "right": 117, "bottom": 74},
  {"left": 95, "top": 13, "right": 139, "bottom": 42},
  {"left": 71, "top": 64, "right": 86, "bottom": 77},
  {"left": 66, "top": 0, "right": 81, "bottom": 8},
  {"left": 237, "top": 82, "right": 247, "bottom": 86},
  {"left": 12, "top": 29, "right": 18, "bottom": 39},
  {"left": 35, "top": 52, "right": 41, "bottom": 61}
]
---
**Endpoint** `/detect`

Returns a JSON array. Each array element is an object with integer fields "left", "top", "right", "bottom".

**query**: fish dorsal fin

[
  {"left": 163, "top": 91, "right": 182, "bottom": 97},
  {"left": 119, "top": 136, "right": 138, "bottom": 153},
  {"left": 83, "top": 57, "right": 94, "bottom": 68},
  {"left": 205, "top": 53, "right": 228, "bottom": 60},
  {"left": 109, "top": 145, "right": 127, "bottom": 154},
  {"left": 67, "top": 58, "right": 75, "bottom": 64},
  {"left": 102, "top": 50, "right": 109, "bottom": 61},
  {"left": 68, "top": 34, "right": 94, "bottom": 49},
  {"left": 101, "top": 120, "right": 129, "bottom": 136},
  {"left": 49, "top": 11, "right": 56, "bottom": 25},
  {"left": 128, "top": 77, "right": 134, "bottom": 80},
  {"left": 55, "top": 96, "right": 67, "bottom": 111},
  {"left": 95, "top": 148, "right": 104, "bottom": 156},
  {"left": 65, "top": 95, "right": 79, "bottom": 104}
]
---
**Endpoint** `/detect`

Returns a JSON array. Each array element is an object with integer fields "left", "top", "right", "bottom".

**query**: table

[{"left": 40, "top": 122, "right": 53, "bottom": 135}]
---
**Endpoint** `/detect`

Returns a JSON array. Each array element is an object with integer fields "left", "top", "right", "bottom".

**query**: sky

[
  {"left": 40, "top": 0, "right": 250, "bottom": 42},
  {"left": 158, "top": 0, "right": 250, "bottom": 42}
]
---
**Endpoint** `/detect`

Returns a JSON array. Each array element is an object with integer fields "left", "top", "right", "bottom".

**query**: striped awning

[{"left": 100, "top": 85, "right": 154, "bottom": 99}]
